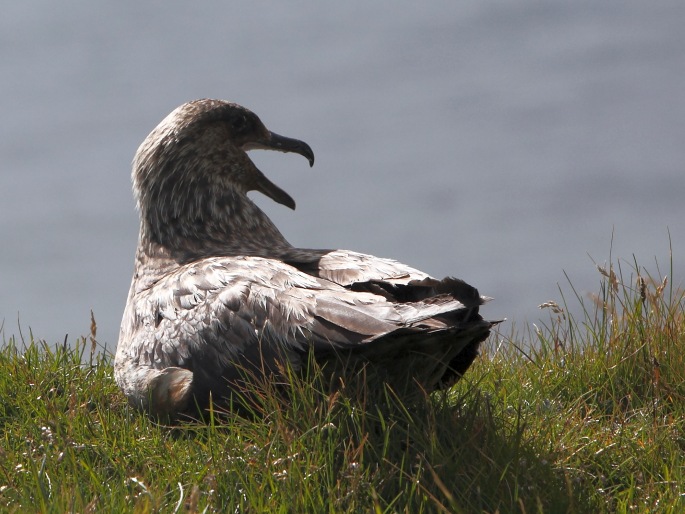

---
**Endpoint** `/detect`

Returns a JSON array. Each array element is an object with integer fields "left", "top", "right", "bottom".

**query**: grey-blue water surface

[{"left": 1, "top": 1, "right": 684, "bottom": 349}]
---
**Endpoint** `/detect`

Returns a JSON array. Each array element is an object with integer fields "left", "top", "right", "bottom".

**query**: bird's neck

[{"left": 135, "top": 189, "right": 295, "bottom": 279}]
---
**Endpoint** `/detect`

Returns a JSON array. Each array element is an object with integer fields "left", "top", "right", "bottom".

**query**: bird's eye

[{"left": 230, "top": 114, "right": 250, "bottom": 134}]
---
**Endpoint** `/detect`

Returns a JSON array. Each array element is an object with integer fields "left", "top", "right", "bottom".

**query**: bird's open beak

[
  {"left": 243, "top": 132, "right": 315, "bottom": 210},
  {"left": 244, "top": 132, "right": 315, "bottom": 167}
]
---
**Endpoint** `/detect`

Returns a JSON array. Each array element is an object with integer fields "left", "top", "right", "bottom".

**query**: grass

[{"left": 1, "top": 254, "right": 684, "bottom": 513}]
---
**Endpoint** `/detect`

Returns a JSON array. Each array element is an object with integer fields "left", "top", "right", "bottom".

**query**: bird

[{"left": 114, "top": 99, "right": 493, "bottom": 419}]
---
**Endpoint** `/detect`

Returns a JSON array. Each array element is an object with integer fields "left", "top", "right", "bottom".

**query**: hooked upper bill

[{"left": 245, "top": 131, "right": 315, "bottom": 168}]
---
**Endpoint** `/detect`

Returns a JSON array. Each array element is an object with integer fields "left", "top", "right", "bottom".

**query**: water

[{"left": 1, "top": 1, "right": 684, "bottom": 348}]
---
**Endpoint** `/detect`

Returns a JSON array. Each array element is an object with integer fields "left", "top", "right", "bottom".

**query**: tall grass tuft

[{"left": 0, "top": 253, "right": 683, "bottom": 512}]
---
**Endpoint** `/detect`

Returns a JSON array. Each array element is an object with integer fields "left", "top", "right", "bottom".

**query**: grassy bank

[{"left": 1, "top": 256, "right": 684, "bottom": 513}]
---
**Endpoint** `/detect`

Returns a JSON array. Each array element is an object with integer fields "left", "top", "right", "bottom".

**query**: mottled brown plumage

[{"left": 114, "top": 99, "right": 493, "bottom": 418}]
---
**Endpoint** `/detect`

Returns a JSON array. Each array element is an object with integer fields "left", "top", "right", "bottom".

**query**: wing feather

[
  {"left": 294, "top": 250, "right": 430, "bottom": 287},
  {"left": 128, "top": 255, "right": 464, "bottom": 363}
]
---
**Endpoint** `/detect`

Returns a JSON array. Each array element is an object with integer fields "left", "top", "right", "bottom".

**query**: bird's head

[{"left": 132, "top": 99, "right": 314, "bottom": 215}]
